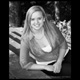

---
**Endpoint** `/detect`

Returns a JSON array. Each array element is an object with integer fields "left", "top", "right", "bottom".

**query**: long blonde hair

[{"left": 21, "top": 5, "right": 60, "bottom": 47}]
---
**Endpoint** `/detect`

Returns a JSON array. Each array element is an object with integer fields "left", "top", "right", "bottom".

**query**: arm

[
  {"left": 52, "top": 25, "right": 68, "bottom": 73},
  {"left": 24, "top": 63, "right": 54, "bottom": 71},
  {"left": 53, "top": 23, "right": 68, "bottom": 63},
  {"left": 57, "top": 41, "right": 67, "bottom": 63},
  {"left": 53, "top": 41, "right": 68, "bottom": 73}
]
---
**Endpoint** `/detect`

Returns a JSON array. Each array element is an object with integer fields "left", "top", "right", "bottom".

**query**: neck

[{"left": 32, "top": 27, "right": 43, "bottom": 35}]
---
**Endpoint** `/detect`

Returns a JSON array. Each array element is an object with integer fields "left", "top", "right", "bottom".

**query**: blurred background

[
  {"left": 9, "top": 1, "right": 71, "bottom": 79},
  {"left": 9, "top": 1, "right": 71, "bottom": 27}
]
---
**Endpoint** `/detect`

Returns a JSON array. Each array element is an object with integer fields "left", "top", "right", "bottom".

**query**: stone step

[
  {"left": 9, "top": 32, "right": 21, "bottom": 40},
  {"left": 9, "top": 44, "right": 20, "bottom": 56},
  {"left": 9, "top": 34, "right": 20, "bottom": 44},
  {"left": 9, "top": 27, "right": 23, "bottom": 35},
  {"left": 9, "top": 38, "right": 20, "bottom": 49}
]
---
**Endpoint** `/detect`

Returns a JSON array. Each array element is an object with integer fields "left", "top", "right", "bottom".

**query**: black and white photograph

[{"left": 9, "top": 1, "right": 71, "bottom": 79}]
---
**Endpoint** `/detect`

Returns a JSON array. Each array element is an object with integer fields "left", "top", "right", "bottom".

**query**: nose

[{"left": 35, "top": 19, "right": 39, "bottom": 24}]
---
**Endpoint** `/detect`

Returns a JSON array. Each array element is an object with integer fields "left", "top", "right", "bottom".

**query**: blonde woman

[{"left": 20, "top": 5, "right": 68, "bottom": 74}]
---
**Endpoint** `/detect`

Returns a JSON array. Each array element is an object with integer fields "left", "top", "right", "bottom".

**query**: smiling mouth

[
  {"left": 34, "top": 24, "right": 40, "bottom": 27},
  {"left": 34, "top": 26, "right": 41, "bottom": 29},
  {"left": 33, "top": 25, "right": 41, "bottom": 30}
]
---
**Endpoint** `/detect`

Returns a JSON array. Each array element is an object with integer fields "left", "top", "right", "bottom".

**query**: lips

[
  {"left": 34, "top": 24, "right": 40, "bottom": 27},
  {"left": 33, "top": 25, "right": 41, "bottom": 29}
]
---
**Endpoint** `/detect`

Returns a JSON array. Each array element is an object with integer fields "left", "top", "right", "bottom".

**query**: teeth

[
  {"left": 35, "top": 25, "right": 39, "bottom": 26},
  {"left": 35, "top": 25, "right": 38, "bottom": 26},
  {"left": 35, "top": 24, "right": 40, "bottom": 26}
]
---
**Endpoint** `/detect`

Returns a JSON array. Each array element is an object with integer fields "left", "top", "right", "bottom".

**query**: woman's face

[{"left": 30, "top": 11, "right": 45, "bottom": 30}]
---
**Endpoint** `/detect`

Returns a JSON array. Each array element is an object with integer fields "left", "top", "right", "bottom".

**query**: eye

[
  {"left": 31, "top": 18, "right": 35, "bottom": 21},
  {"left": 38, "top": 17, "right": 42, "bottom": 20}
]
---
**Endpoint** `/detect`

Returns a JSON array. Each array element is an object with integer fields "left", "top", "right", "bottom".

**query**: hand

[
  {"left": 44, "top": 65, "right": 54, "bottom": 71},
  {"left": 53, "top": 62, "right": 62, "bottom": 73}
]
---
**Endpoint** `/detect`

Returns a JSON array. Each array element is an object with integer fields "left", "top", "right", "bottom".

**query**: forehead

[{"left": 31, "top": 11, "right": 43, "bottom": 18}]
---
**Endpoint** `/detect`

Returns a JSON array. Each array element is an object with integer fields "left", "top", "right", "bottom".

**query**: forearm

[
  {"left": 57, "top": 40, "right": 67, "bottom": 63},
  {"left": 24, "top": 63, "right": 53, "bottom": 71},
  {"left": 20, "top": 61, "right": 47, "bottom": 70},
  {"left": 27, "top": 64, "right": 46, "bottom": 70},
  {"left": 22, "top": 63, "right": 47, "bottom": 70},
  {"left": 57, "top": 48, "right": 66, "bottom": 63}
]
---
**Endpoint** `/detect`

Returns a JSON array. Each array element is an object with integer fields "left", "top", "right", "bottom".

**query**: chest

[{"left": 35, "top": 35, "right": 52, "bottom": 52}]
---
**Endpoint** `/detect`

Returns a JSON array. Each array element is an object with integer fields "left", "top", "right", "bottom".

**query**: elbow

[
  {"left": 20, "top": 61, "right": 34, "bottom": 70},
  {"left": 60, "top": 40, "right": 68, "bottom": 50},
  {"left": 20, "top": 61, "right": 26, "bottom": 69},
  {"left": 19, "top": 58, "right": 27, "bottom": 69}
]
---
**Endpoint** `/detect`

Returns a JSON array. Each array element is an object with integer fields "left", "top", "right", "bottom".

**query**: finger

[
  {"left": 56, "top": 69, "right": 60, "bottom": 73},
  {"left": 54, "top": 68, "right": 59, "bottom": 73},
  {"left": 53, "top": 68, "right": 57, "bottom": 73}
]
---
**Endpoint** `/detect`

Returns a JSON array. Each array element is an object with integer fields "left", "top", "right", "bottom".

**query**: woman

[{"left": 20, "top": 5, "right": 68, "bottom": 74}]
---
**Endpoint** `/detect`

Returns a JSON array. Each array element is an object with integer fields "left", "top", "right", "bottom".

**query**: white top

[
  {"left": 35, "top": 35, "right": 52, "bottom": 52},
  {"left": 36, "top": 59, "right": 56, "bottom": 65},
  {"left": 42, "top": 44, "right": 52, "bottom": 52}
]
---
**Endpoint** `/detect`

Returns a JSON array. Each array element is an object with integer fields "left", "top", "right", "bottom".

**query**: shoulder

[
  {"left": 49, "top": 22, "right": 61, "bottom": 36},
  {"left": 50, "top": 22, "right": 62, "bottom": 36},
  {"left": 21, "top": 31, "right": 33, "bottom": 42}
]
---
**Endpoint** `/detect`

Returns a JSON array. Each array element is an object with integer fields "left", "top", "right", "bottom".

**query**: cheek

[
  {"left": 40, "top": 20, "right": 44, "bottom": 24},
  {"left": 39, "top": 20, "right": 44, "bottom": 25},
  {"left": 31, "top": 20, "right": 44, "bottom": 25},
  {"left": 31, "top": 21, "right": 34, "bottom": 26}
]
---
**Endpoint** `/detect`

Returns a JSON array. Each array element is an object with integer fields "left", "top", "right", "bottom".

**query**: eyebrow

[{"left": 31, "top": 16, "right": 42, "bottom": 19}]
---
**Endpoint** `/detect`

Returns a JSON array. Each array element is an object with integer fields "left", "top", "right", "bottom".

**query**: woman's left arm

[
  {"left": 57, "top": 41, "right": 66, "bottom": 63},
  {"left": 53, "top": 41, "right": 67, "bottom": 73},
  {"left": 52, "top": 23, "right": 68, "bottom": 73},
  {"left": 53, "top": 23, "right": 68, "bottom": 63}
]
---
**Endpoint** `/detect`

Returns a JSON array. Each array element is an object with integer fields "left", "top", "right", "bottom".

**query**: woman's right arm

[{"left": 24, "top": 63, "right": 54, "bottom": 71}]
